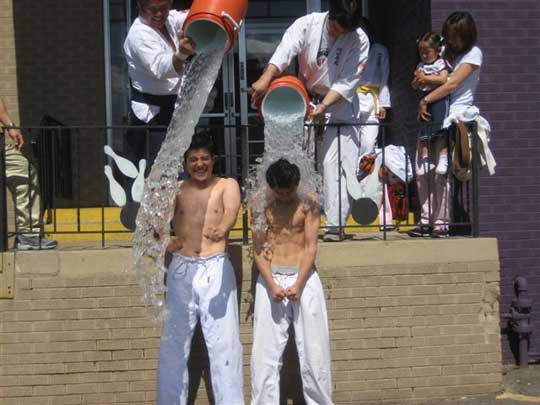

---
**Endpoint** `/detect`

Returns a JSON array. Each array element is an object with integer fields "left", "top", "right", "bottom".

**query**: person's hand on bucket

[{"left": 251, "top": 64, "right": 280, "bottom": 105}]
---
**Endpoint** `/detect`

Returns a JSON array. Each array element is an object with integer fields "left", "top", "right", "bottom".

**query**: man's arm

[
  {"left": 286, "top": 195, "right": 320, "bottom": 301},
  {"left": 252, "top": 215, "right": 286, "bottom": 302},
  {"left": 205, "top": 178, "right": 241, "bottom": 242},
  {"left": 0, "top": 97, "right": 24, "bottom": 150}
]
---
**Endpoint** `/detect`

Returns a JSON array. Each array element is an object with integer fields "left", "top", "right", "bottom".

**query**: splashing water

[
  {"left": 246, "top": 111, "right": 322, "bottom": 235},
  {"left": 132, "top": 50, "right": 224, "bottom": 318}
]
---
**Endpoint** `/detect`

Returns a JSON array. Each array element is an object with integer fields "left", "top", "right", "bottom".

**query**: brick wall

[
  {"left": 0, "top": 240, "right": 502, "bottom": 404},
  {"left": 431, "top": 0, "right": 540, "bottom": 364},
  {"left": 0, "top": 0, "right": 18, "bottom": 236}
]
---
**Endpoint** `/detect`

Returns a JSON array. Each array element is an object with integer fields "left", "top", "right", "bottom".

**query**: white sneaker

[
  {"left": 417, "top": 158, "right": 435, "bottom": 176},
  {"left": 435, "top": 158, "right": 448, "bottom": 175}
]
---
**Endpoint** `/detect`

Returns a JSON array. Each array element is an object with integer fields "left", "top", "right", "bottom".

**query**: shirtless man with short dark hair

[
  {"left": 157, "top": 132, "right": 244, "bottom": 405},
  {"left": 250, "top": 158, "right": 333, "bottom": 405}
]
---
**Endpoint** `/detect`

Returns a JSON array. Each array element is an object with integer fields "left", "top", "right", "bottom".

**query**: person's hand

[
  {"left": 414, "top": 69, "right": 427, "bottom": 88},
  {"left": 418, "top": 100, "right": 431, "bottom": 122},
  {"left": 5, "top": 127, "right": 24, "bottom": 150},
  {"left": 178, "top": 35, "right": 196, "bottom": 58},
  {"left": 285, "top": 282, "right": 304, "bottom": 302},
  {"left": 204, "top": 225, "right": 227, "bottom": 242},
  {"left": 251, "top": 76, "right": 272, "bottom": 106},
  {"left": 308, "top": 102, "right": 327, "bottom": 124},
  {"left": 167, "top": 236, "right": 183, "bottom": 253},
  {"left": 269, "top": 283, "right": 287, "bottom": 302},
  {"left": 378, "top": 108, "right": 387, "bottom": 120}
]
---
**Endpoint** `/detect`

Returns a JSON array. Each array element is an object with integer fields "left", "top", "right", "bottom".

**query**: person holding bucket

[
  {"left": 123, "top": 0, "right": 195, "bottom": 170},
  {"left": 251, "top": 0, "right": 369, "bottom": 242}
]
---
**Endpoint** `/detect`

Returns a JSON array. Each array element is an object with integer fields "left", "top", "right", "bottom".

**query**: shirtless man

[
  {"left": 157, "top": 132, "right": 244, "bottom": 405},
  {"left": 251, "top": 158, "right": 333, "bottom": 405}
]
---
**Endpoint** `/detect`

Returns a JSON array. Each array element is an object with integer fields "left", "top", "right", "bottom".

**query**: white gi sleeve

[
  {"left": 268, "top": 15, "right": 308, "bottom": 73},
  {"left": 378, "top": 46, "right": 391, "bottom": 108},
  {"left": 128, "top": 31, "right": 179, "bottom": 80},
  {"left": 330, "top": 29, "right": 370, "bottom": 103}
]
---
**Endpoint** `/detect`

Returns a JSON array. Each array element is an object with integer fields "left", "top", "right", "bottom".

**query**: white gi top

[
  {"left": 124, "top": 10, "right": 188, "bottom": 122},
  {"left": 358, "top": 42, "right": 391, "bottom": 108},
  {"left": 269, "top": 12, "right": 369, "bottom": 121},
  {"left": 416, "top": 57, "right": 448, "bottom": 92}
]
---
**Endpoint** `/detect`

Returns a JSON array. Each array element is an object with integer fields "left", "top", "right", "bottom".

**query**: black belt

[{"left": 131, "top": 87, "right": 177, "bottom": 108}]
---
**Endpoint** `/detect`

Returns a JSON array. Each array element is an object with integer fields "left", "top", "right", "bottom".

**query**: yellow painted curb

[{"left": 497, "top": 391, "right": 540, "bottom": 402}]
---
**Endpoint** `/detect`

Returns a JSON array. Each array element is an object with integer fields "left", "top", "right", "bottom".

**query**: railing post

[
  {"left": 0, "top": 131, "right": 8, "bottom": 251},
  {"left": 241, "top": 125, "right": 249, "bottom": 245},
  {"left": 471, "top": 123, "right": 480, "bottom": 237},
  {"left": 337, "top": 124, "right": 343, "bottom": 240}
]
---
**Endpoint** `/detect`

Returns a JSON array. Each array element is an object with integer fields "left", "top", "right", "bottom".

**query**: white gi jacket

[
  {"left": 269, "top": 12, "right": 370, "bottom": 122},
  {"left": 358, "top": 42, "right": 391, "bottom": 108},
  {"left": 124, "top": 10, "right": 188, "bottom": 122}
]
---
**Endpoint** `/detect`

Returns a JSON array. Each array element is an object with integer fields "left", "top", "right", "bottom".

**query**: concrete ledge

[{"left": 0, "top": 238, "right": 502, "bottom": 404}]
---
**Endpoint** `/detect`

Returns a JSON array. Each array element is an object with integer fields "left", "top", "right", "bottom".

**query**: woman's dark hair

[
  {"left": 417, "top": 31, "right": 444, "bottom": 51},
  {"left": 442, "top": 11, "right": 478, "bottom": 55},
  {"left": 266, "top": 159, "right": 301, "bottom": 189},
  {"left": 328, "top": 0, "right": 363, "bottom": 32},
  {"left": 184, "top": 131, "right": 216, "bottom": 160}
]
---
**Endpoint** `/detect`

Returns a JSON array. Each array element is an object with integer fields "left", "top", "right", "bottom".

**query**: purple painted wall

[{"left": 431, "top": 0, "right": 540, "bottom": 363}]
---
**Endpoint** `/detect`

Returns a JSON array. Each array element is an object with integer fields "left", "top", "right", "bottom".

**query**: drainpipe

[{"left": 501, "top": 276, "right": 540, "bottom": 367}]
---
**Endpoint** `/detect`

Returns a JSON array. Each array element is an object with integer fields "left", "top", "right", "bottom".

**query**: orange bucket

[
  {"left": 184, "top": 0, "right": 248, "bottom": 53},
  {"left": 260, "top": 75, "right": 310, "bottom": 120}
]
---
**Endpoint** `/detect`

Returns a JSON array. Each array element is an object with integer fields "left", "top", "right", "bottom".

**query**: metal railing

[{"left": 0, "top": 121, "right": 481, "bottom": 250}]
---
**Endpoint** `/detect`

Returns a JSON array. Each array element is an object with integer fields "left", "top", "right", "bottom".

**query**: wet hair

[
  {"left": 328, "top": 0, "right": 363, "bottom": 32},
  {"left": 442, "top": 11, "right": 478, "bottom": 55},
  {"left": 266, "top": 159, "right": 301, "bottom": 190},
  {"left": 417, "top": 32, "right": 444, "bottom": 52},
  {"left": 184, "top": 131, "right": 216, "bottom": 161}
]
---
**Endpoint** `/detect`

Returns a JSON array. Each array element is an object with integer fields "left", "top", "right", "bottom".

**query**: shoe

[
  {"left": 323, "top": 231, "right": 343, "bottom": 242},
  {"left": 379, "top": 225, "right": 396, "bottom": 231},
  {"left": 431, "top": 229, "right": 449, "bottom": 238},
  {"left": 416, "top": 157, "right": 435, "bottom": 176},
  {"left": 435, "top": 158, "right": 448, "bottom": 175},
  {"left": 16, "top": 235, "right": 58, "bottom": 250},
  {"left": 407, "top": 226, "right": 431, "bottom": 237}
]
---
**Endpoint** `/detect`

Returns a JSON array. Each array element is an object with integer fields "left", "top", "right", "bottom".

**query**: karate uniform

[
  {"left": 157, "top": 253, "right": 244, "bottom": 405},
  {"left": 268, "top": 12, "right": 370, "bottom": 230},
  {"left": 123, "top": 10, "right": 188, "bottom": 168},
  {"left": 356, "top": 42, "right": 391, "bottom": 157},
  {"left": 251, "top": 268, "right": 332, "bottom": 405}
]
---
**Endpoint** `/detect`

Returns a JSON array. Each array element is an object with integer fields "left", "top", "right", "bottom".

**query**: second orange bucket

[
  {"left": 260, "top": 75, "right": 310, "bottom": 120},
  {"left": 184, "top": 0, "right": 248, "bottom": 53}
]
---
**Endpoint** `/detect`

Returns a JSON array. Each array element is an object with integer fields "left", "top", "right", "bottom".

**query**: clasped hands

[{"left": 269, "top": 282, "right": 303, "bottom": 303}]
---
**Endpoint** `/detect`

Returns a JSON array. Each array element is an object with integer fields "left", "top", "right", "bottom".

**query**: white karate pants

[
  {"left": 251, "top": 271, "right": 333, "bottom": 405},
  {"left": 157, "top": 253, "right": 244, "bottom": 405},
  {"left": 322, "top": 123, "right": 360, "bottom": 230},
  {"left": 357, "top": 92, "right": 380, "bottom": 158}
]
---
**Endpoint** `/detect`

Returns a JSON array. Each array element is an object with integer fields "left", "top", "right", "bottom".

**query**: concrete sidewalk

[{"left": 421, "top": 364, "right": 540, "bottom": 404}]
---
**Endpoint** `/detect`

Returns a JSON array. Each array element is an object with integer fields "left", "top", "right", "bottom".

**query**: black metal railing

[{"left": 0, "top": 121, "right": 481, "bottom": 250}]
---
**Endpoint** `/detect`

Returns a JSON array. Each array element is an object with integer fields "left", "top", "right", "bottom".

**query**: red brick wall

[{"left": 431, "top": 0, "right": 540, "bottom": 363}]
